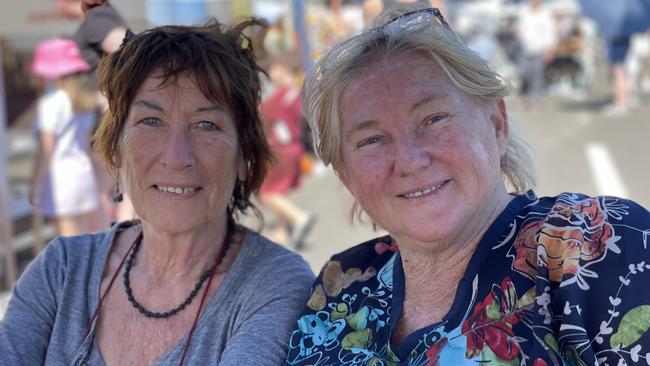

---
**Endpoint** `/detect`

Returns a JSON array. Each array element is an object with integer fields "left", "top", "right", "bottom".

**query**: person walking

[
  {"left": 516, "top": 0, "right": 557, "bottom": 110},
  {"left": 259, "top": 54, "right": 315, "bottom": 249}
]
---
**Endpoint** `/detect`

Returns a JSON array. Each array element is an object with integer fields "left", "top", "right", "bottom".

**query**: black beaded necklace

[{"left": 122, "top": 228, "right": 232, "bottom": 319}]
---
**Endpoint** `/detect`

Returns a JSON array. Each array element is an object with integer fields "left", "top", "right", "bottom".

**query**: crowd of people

[{"left": 1, "top": 0, "right": 649, "bottom": 365}]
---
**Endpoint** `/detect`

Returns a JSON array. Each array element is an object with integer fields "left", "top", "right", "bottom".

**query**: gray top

[{"left": 0, "top": 221, "right": 314, "bottom": 365}]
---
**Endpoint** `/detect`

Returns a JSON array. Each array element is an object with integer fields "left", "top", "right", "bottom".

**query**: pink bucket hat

[{"left": 30, "top": 38, "right": 91, "bottom": 80}]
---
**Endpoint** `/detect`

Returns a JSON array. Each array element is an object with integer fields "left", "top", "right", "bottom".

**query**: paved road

[
  {"left": 2, "top": 91, "right": 649, "bottom": 317},
  {"left": 511, "top": 95, "right": 650, "bottom": 209}
]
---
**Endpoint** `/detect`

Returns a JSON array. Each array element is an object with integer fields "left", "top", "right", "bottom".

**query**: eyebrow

[
  {"left": 345, "top": 119, "right": 379, "bottom": 136},
  {"left": 133, "top": 99, "right": 163, "bottom": 111},
  {"left": 409, "top": 92, "right": 450, "bottom": 115},
  {"left": 132, "top": 99, "right": 226, "bottom": 113}
]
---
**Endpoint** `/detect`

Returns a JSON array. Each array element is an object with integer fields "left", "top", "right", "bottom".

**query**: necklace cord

[
  {"left": 123, "top": 234, "right": 217, "bottom": 318},
  {"left": 84, "top": 231, "right": 141, "bottom": 338},
  {"left": 178, "top": 231, "right": 229, "bottom": 365}
]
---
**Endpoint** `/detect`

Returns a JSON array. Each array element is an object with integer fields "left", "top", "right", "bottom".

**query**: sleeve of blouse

[
  {"left": 0, "top": 237, "right": 66, "bottom": 364},
  {"left": 218, "top": 247, "right": 315, "bottom": 365}
]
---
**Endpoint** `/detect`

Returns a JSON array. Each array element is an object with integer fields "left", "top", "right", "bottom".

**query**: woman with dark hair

[{"left": 0, "top": 19, "right": 314, "bottom": 365}]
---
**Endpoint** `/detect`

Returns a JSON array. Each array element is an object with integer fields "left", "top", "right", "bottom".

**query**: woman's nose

[
  {"left": 394, "top": 134, "right": 432, "bottom": 176},
  {"left": 160, "top": 128, "right": 195, "bottom": 170}
]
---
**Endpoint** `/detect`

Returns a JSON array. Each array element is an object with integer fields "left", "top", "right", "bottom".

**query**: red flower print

[
  {"left": 462, "top": 277, "right": 522, "bottom": 361},
  {"left": 533, "top": 358, "right": 549, "bottom": 366}
]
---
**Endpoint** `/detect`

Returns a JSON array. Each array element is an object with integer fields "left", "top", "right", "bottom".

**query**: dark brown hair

[{"left": 93, "top": 18, "right": 273, "bottom": 217}]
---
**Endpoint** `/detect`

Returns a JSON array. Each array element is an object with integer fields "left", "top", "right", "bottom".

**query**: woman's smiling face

[
  {"left": 336, "top": 51, "right": 510, "bottom": 248},
  {"left": 117, "top": 72, "right": 245, "bottom": 234}
]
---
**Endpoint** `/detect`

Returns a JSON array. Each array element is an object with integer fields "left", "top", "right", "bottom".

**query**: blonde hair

[
  {"left": 303, "top": 7, "right": 536, "bottom": 203},
  {"left": 59, "top": 73, "right": 96, "bottom": 114}
]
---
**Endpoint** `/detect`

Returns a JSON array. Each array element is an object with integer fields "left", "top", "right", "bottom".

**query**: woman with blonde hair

[{"left": 285, "top": 6, "right": 650, "bottom": 366}]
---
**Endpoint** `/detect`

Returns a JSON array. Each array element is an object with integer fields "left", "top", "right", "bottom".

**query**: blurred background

[{"left": 1, "top": 0, "right": 650, "bottom": 315}]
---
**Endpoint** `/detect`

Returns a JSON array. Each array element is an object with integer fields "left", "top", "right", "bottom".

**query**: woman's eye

[
  {"left": 356, "top": 136, "right": 382, "bottom": 149},
  {"left": 197, "top": 121, "right": 221, "bottom": 131},
  {"left": 139, "top": 117, "right": 161, "bottom": 126},
  {"left": 424, "top": 113, "right": 449, "bottom": 125}
]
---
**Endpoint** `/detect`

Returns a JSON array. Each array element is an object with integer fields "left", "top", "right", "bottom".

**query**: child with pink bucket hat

[{"left": 29, "top": 38, "right": 109, "bottom": 236}]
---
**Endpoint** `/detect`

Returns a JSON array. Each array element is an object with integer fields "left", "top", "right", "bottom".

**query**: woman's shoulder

[
  {"left": 37, "top": 222, "right": 130, "bottom": 273},
  {"left": 38, "top": 231, "right": 110, "bottom": 274},
  {"left": 240, "top": 230, "right": 309, "bottom": 267},
  {"left": 511, "top": 192, "right": 650, "bottom": 287},
  {"left": 235, "top": 230, "right": 315, "bottom": 284},
  {"left": 524, "top": 192, "right": 649, "bottom": 228},
  {"left": 10, "top": 226, "right": 117, "bottom": 305}
]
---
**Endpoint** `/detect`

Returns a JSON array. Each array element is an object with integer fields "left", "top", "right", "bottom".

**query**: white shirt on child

[{"left": 35, "top": 89, "right": 100, "bottom": 217}]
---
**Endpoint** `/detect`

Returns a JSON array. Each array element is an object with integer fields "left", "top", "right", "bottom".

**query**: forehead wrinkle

[
  {"left": 135, "top": 77, "right": 226, "bottom": 115},
  {"left": 409, "top": 93, "right": 451, "bottom": 115}
]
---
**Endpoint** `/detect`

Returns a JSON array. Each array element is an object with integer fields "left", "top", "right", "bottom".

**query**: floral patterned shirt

[{"left": 284, "top": 192, "right": 650, "bottom": 366}]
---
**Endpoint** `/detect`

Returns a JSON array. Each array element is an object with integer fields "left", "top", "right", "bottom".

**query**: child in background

[
  {"left": 259, "top": 53, "right": 315, "bottom": 249},
  {"left": 29, "top": 38, "right": 109, "bottom": 236}
]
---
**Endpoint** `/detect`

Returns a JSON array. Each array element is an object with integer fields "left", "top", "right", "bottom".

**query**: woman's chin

[{"left": 142, "top": 214, "right": 202, "bottom": 234}]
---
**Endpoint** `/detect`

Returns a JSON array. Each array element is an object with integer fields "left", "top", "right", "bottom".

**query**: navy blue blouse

[{"left": 284, "top": 192, "right": 650, "bottom": 366}]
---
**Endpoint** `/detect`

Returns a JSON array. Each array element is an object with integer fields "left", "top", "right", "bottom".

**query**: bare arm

[{"left": 101, "top": 26, "right": 127, "bottom": 54}]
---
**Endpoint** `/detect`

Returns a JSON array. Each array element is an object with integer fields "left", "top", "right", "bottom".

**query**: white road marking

[{"left": 585, "top": 143, "right": 629, "bottom": 198}]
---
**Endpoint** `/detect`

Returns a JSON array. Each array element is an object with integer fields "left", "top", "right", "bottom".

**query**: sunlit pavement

[{"left": 509, "top": 93, "right": 650, "bottom": 209}]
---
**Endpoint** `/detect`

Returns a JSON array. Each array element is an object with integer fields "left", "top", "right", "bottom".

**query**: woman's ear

[{"left": 491, "top": 98, "right": 509, "bottom": 157}]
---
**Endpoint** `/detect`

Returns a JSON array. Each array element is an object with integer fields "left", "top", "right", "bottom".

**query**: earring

[
  {"left": 231, "top": 181, "right": 247, "bottom": 210},
  {"left": 113, "top": 180, "right": 123, "bottom": 203},
  {"left": 237, "top": 181, "right": 247, "bottom": 209}
]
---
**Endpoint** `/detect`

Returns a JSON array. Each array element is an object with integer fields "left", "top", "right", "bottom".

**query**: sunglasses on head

[{"left": 379, "top": 8, "right": 452, "bottom": 35}]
